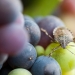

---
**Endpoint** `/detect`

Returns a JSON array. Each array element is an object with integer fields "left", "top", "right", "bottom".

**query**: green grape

[
  {"left": 63, "top": 69, "right": 75, "bottom": 75},
  {"left": 8, "top": 68, "right": 32, "bottom": 75},
  {"left": 45, "top": 42, "right": 75, "bottom": 74},
  {"left": 35, "top": 45, "right": 45, "bottom": 57}
]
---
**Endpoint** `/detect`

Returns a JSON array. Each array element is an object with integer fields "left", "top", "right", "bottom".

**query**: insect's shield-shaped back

[{"left": 53, "top": 27, "right": 74, "bottom": 48}]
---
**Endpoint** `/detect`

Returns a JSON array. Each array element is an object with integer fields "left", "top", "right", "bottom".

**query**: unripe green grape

[
  {"left": 45, "top": 42, "right": 75, "bottom": 74},
  {"left": 63, "top": 69, "right": 75, "bottom": 75},
  {"left": 35, "top": 45, "right": 45, "bottom": 56},
  {"left": 8, "top": 68, "right": 32, "bottom": 75}
]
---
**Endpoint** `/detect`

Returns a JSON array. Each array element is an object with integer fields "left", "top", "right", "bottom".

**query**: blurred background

[
  {"left": 22, "top": 0, "right": 61, "bottom": 16},
  {"left": 21, "top": 0, "right": 75, "bottom": 36}
]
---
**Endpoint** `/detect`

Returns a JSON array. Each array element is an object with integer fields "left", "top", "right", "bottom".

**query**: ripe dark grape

[
  {"left": 8, "top": 43, "right": 37, "bottom": 69},
  {"left": 0, "top": 24, "right": 29, "bottom": 55},
  {"left": 31, "top": 56, "right": 61, "bottom": 75},
  {"left": 24, "top": 20, "right": 41, "bottom": 46},
  {"left": 37, "top": 16, "right": 65, "bottom": 48},
  {"left": 0, "top": 0, "right": 23, "bottom": 25}
]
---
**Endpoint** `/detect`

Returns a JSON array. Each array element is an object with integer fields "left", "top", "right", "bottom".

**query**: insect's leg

[
  {"left": 40, "top": 28, "right": 55, "bottom": 42},
  {"left": 49, "top": 45, "right": 61, "bottom": 57}
]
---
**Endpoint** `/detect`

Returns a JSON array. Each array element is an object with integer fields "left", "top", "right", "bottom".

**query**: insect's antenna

[
  {"left": 69, "top": 45, "right": 75, "bottom": 47},
  {"left": 67, "top": 45, "right": 75, "bottom": 55},
  {"left": 66, "top": 48, "right": 75, "bottom": 55},
  {"left": 40, "top": 28, "right": 55, "bottom": 42},
  {"left": 49, "top": 45, "right": 61, "bottom": 56}
]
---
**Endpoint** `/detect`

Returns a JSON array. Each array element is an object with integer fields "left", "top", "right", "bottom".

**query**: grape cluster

[
  {"left": 0, "top": 0, "right": 29, "bottom": 66},
  {"left": 0, "top": 0, "right": 75, "bottom": 75}
]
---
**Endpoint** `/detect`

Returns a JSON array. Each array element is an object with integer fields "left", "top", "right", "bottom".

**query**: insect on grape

[{"left": 40, "top": 26, "right": 75, "bottom": 56}]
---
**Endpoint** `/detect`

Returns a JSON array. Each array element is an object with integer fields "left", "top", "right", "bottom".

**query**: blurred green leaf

[{"left": 23, "top": 0, "right": 60, "bottom": 17}]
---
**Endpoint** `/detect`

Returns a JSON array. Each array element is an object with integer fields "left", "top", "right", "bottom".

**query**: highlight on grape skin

[
  {"left": 0, "top": 53, "right": 8, "bottom": 64},
  {"left": 0, "top": 53, "right": 8, "bottom": 70}
]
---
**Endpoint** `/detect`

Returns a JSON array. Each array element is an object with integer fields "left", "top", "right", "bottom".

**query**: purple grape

[
  {"left": 37, "top": 16, "right": 65, "bottom": 48},
  {"left": 0, "top": 24, "right": 29, "bottom": 55},
  {"left": 0, "top": 0, "right": 23, "bottom": 25}
]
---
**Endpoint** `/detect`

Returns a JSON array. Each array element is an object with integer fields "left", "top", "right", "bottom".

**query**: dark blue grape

[
  {"left": 31, "top": 56, "right": 61, "bottom": 75},
  {"left": 24, "top": 20, "right": 41, "bottom": 46},
  {"left": 8, "top": 43, "right": 37, "bottom": 69}
]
